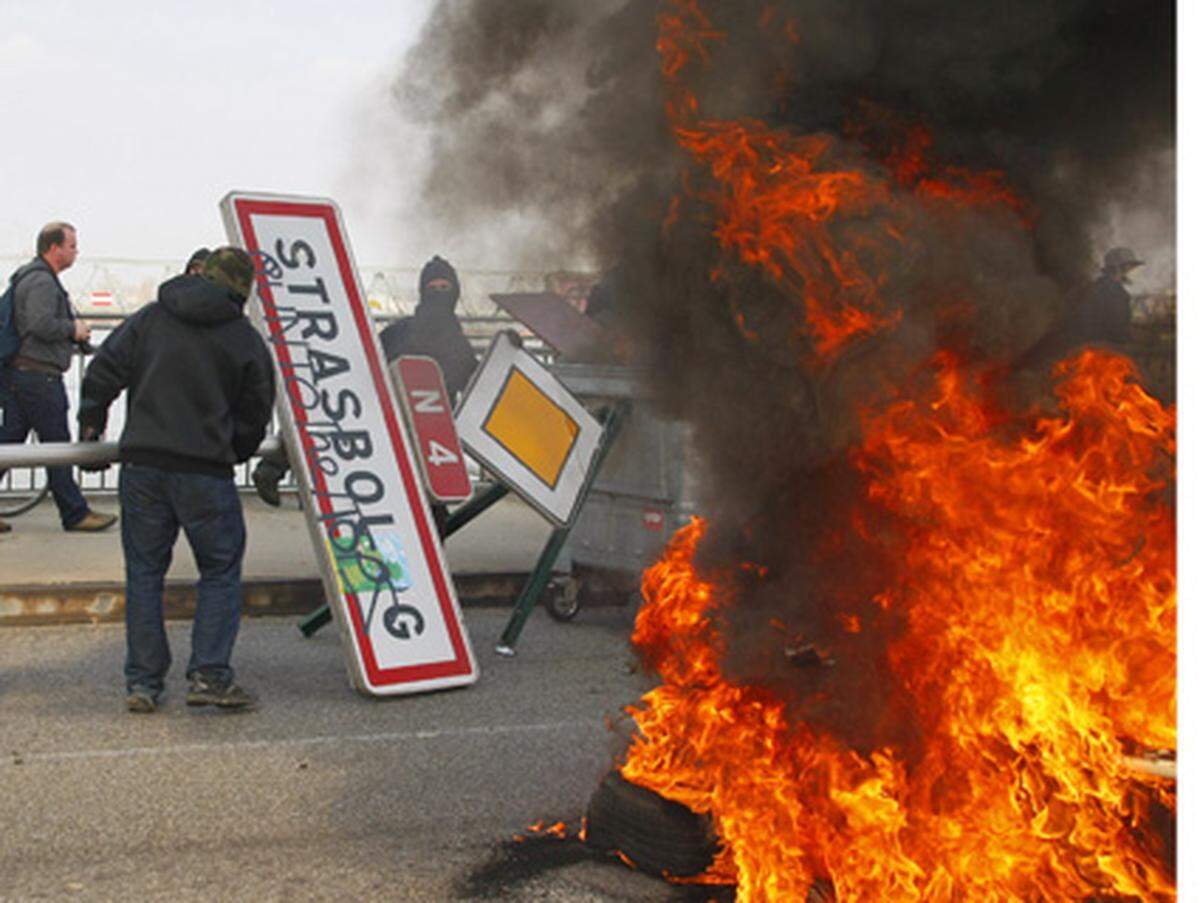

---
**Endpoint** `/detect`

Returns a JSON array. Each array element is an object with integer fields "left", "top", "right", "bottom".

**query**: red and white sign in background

[
  {"left": 220, "top": 192, "right": 478, "bottom": 696},
  {"left": 390, "top": 356, "right": 472, "bottom": 503}
]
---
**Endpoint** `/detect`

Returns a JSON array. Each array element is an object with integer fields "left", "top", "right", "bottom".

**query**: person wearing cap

[
  {"left": 0, "top": 222, "right": 117, "bottom": 535},
  {"left": 251, "top": 254, "right": 479, "bottom": 508},
  {"left": 1015, "top": 245, "right": 1142, "bottom": 372},
  {"left": 1069, "top": 246, "right": 1142, "bottom": 347},
  {"left": 78, "top": 247, "right": 275, "bottom": 714}
]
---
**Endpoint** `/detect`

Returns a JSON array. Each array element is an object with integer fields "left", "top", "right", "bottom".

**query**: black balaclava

[{"left": 417, "top": 255, "right": 461, "bottom": 313}]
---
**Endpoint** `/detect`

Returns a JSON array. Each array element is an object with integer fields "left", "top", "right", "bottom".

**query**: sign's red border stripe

[{"left": 234, "top": 199, "right": 472, "bottom": 686}]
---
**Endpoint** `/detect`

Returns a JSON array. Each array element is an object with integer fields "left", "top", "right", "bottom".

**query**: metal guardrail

[
  {"left": 0, "top": 309, "right": 547, "bottom": 500},
  {"left": 0, "top": 436, "right": 281, "bottom": 470}
]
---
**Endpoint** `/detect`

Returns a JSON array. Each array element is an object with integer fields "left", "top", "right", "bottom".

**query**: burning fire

[
  {"left": 622, "top": 351, "right": 1174, "bottom": 899},
  {"left": 516, "top": 820, "right": 582, "bottom": 843},
  {"left": 613, "top": 2, "right": 1177, "bottom": 900},
  {"left": 658, "top": 1, "right": 902, "bottom": 362}
]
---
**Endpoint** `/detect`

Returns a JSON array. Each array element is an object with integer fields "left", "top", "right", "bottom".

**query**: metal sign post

[
  {"left": 220, "top": 192, "right": 477, "bottom": 696},
  {"left": 495, "top": 401, "right": 629, "bottom": 655},
  {"left": 453, "top": 332, "right": 629, "bottom": 653}
]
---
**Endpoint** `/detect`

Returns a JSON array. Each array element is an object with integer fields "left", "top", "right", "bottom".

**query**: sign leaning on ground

[
  {"left": 456, "top": 331, "right": 603, "bottom": 526},
  {"left": 391, "top": 356, "right": 472, "bottom": 503},
  {"left": 220, "top": 192, "right": 478, "bottom": 696}
]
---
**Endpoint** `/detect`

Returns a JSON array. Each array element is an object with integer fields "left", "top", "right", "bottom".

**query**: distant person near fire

[
  {"left": 1067, "top": 246, "right": 1140, "bottom": 347},
  {"left": 1017, "top": 245, "right": 1143, "bottom": 371}
]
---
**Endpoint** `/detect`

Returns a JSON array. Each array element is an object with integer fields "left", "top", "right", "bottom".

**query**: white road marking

[{"left": 3, "top": 719, "right": 599, "bottom": 765}]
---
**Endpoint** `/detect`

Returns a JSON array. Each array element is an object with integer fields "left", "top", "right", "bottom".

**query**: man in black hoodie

[{"left": 79, "top": 247, "right": 275, "bottom": 714}]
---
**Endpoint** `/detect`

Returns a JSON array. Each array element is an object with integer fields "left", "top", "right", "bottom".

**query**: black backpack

[{"left": 0, "top": 268, "right": 34, "bottom": 367}]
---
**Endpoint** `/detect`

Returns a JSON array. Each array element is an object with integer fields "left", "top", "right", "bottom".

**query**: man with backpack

[{"left": 0, "top": 222, "right": 117, "bottom": 534}]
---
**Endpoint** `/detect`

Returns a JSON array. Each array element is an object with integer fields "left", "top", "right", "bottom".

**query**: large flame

[
  {"left": 658, "top": 0, "right": 901, "bottom": 362},
  {"left": 623, "top": 353, "right": 1175, "bottom": 899},
  {"left": 614, "top": 3, "right": 1176, "bottom": 900}
]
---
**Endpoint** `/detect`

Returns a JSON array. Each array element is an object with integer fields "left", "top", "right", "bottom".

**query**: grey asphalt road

[{"left": 0, "top": 607, "right": 711, "bottom": 902}]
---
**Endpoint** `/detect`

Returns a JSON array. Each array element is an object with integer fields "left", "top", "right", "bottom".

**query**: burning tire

[{"left": 584, "top": 771, "right": 719, "bottom": 879}]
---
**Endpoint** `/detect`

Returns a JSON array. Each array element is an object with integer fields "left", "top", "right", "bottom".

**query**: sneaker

[
  {"left": 126, "top": 687, "right": 159, "bottom": 714},
  {"left": 252, "top": 463, "right": 283, "bottom": 508},
  {"left": 66, "top": 510, "right": 118, "bottom": 532},
  {"left": 187, "top": 675, "right": 257, "bottom": 711}
]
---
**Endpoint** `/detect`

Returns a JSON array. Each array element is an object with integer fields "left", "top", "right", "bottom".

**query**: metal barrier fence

[{"left": 0, "top": 310, "right": 546, "bottom": 500}]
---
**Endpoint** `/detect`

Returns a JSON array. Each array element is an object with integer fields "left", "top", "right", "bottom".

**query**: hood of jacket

[
  {"left": 12, "top": 256, "right": 58, "bottom": 286},
  {"left": 157, "top": 274, "right": 244, "bottom": 326}
]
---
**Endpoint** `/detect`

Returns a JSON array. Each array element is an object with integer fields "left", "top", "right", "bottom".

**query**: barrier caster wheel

[{"left": 543, "top": 576, "right": 581, "bottom": 622}]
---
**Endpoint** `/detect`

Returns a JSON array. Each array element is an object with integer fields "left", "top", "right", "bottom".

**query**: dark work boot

[
  {"left": 187, "top": 675, "right": 257, "bottom": 711},
  {"left": 126, "top": 686, "right": 160, "bottom": 714}
]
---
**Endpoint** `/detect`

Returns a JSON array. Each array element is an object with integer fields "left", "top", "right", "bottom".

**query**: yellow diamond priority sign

[{"left": 456, "top": 332, "right": 602, "bottom": 525}]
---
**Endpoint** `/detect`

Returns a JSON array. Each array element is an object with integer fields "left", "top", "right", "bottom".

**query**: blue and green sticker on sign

[{"left": 327, "top": 528, "right": 424, "bottom": 640}]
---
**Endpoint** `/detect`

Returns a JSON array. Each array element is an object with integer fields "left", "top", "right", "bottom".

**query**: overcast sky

[
  {"left": 0, "top": 2, "right": 1186, "bottom": 280},
  {"left": 0, "top": 0, "right": 435, "bottom": 267}
]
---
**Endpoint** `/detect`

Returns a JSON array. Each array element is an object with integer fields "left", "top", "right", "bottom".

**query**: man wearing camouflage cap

[{"left": 79, "top": 247, "right": 275, "bottom": 714}]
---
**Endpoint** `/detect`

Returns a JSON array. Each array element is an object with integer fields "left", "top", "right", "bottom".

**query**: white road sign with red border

[{"left": 220, "top": 192, "right": 478, "bottom": 696}]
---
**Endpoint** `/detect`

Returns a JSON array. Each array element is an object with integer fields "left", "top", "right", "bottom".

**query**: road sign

[
  {"left": 490, "top": 291, "right": 611, "bottom": 360},
  {"left": 456, "top": 331, "right": 603, "bottom": 526},
  {"left": 391, "top": 356, "right": 472, "bottom": 502},
  {"left": 220, "top": 192, "right": 477, "bottom": 696}
]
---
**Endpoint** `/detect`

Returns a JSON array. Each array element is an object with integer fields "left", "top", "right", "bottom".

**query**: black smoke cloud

[
  {"left": 394, "top": 0, "right": 664, "bottom": 268},
  {"left": 393, "top": 0, "right": 1174, "bottom": 751}
]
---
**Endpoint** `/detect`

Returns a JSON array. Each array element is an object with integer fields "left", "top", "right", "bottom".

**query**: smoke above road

[{"left": 385, "top": 0, "right": 1174, "bottom": 754}]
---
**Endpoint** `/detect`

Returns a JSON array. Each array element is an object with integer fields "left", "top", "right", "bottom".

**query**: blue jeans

[
  {"left": 119, "top": 464, "right": 247, "bottom": 693},
  {"left": 0, "top": 369, "right": 89, "bottom": 528}
]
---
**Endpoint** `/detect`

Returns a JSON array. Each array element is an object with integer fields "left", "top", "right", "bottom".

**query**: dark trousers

[
  {"left": 0, "top": 369, "right": 89, "bottom": 528},
  {"left": 119, "top": 464, "right": 247, "bottom": 693}
]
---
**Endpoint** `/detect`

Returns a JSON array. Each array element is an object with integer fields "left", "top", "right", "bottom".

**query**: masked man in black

[
  {"left": 377, "top": 255, "right": 478, "bottom": 399},
  {"left": 251, "top": 255, "right": 478, "bottom": 507}
]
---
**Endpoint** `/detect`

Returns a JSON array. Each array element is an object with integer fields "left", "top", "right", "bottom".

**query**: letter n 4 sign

[{"left": 391, "top": 356, "right": 472, "bottom": 503}]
